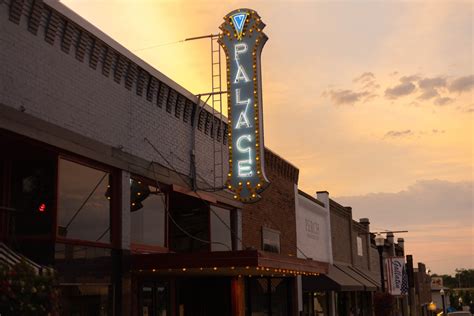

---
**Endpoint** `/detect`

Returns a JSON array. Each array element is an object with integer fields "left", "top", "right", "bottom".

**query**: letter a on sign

[{"left": 218, "top": 9, "right": 270, "bottom": 203}]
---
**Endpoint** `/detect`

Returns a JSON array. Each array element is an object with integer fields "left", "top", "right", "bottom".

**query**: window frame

[
  {"left": 261, "top": 226, "right": 281, "bottom": 254},
  {"left": 129, "top": 174, "right": 169, "bottom": 253},
  {"left": 56, "top": 155, "right": 119, "bottom": 249},
  {"left": 209, "top": 203, "right": 236, "bottom": 252}
]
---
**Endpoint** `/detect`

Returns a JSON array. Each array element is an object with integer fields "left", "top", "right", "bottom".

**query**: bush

[{"left": 0, "top": 260, "right": 59, "bottom": 315}]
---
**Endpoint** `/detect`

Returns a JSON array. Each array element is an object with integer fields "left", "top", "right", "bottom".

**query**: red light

[{"left": 38, "top": 203, "right": 46, "bottom": 212}]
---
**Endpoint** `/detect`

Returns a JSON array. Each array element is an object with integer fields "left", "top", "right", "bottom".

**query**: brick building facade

[
  {"left": 242, "top": 149, "right": 299, "bottom": 257},
  {"left": 0, "top": 1, "right": 327, "bottom": 315}
]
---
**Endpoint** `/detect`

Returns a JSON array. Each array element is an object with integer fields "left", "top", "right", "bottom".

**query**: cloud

[
  {"left": 353, "top": 72, "right": 375, "bottom": 83},
  {"left": 400, "top": 75, "right": 421, "bottom": 83},
  {"left": 384, "top": 74, "right": 472, "bottom": 104},
  {"left": 334, "top": 180, "right": 473, "bottom": 274},
  {"left": 335, "top": 179, "right": 473, "bottom": 224},
  {"left": 458, "top": 104, "right": 474, "bottom": 112},
  {"left": 449, "top": 75, "right": 474, "bottom": 93},
  {"left": 418, "top": 89, "right": 440, "bottom": 100},
  {"left": 434, "top": 96, "right": 453, "bottom": 106},
  {"left": 383, "top": 129, "right": 445, "bottom": 139},
  {"left": 417, "top": 76, "right": 447, "bottom": 100},
  {"left": 324, "top": 72, "right": 380, "bottom": 106},
  {"left": 384, "top": 129, "right": 414, "bottom": 138},
  {"left": 385, "top": 81, "right": 417, "bottom": 99},
  {"left": 418, "top": 77, "right": 447, "bottom": 89},
  {"left": 325, "top": 89, "right": 370, "bottom": 105}
]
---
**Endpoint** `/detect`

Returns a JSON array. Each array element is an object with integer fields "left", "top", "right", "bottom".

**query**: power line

[
  {"left": 143, "top": 137, "right": 312, "bottom": 260},
  {"left": 144, "top": 137, "right": 247, "bottom": 250},
  {"left": 133, "top": 39, "right": 185, "bottom": 52},
  {"left": 65, "top": 172, "right": 108, "bottom": 229},
  {"left": 148, "top": 161, "right": 231, "bottom": 251}
]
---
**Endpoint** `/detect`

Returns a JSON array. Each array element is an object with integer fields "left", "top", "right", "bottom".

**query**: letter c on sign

[{"left": 236, "top": 134, "right": 252, "bottom": 160}]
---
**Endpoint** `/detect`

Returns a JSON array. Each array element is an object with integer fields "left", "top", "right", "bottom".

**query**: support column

[
  {"left": 231, "top": 277, "right": 245, "bottom": 316},
  {"left": 116, "top": 170, "right": 131, "bottom": 315},
  {"left": 328, "top": 291, "right": 337, "bottom": 316},
  {"left": 297, "top": 275, "right": 303, "bottom": 315}
]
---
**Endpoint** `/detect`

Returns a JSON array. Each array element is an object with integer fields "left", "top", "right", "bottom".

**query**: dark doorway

[{"left": 177, "top": 277, "right": 231, "bottom": 316}]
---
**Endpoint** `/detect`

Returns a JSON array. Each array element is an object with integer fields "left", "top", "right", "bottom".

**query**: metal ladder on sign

[{"left": 211, "top": 35, "right": 224, "bottom": 189}]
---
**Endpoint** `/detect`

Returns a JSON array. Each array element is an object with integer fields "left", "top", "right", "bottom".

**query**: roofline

[
  {"left": 46, "top": 0, "right": 225, "bottom": 120},
  {"left": 298, "top": 189, "right": 325, "bottom": 207},
  {"left": 265, "top": 147, "right": 299, "bottom": 170}
]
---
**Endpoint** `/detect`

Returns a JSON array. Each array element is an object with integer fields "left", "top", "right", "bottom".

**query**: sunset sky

[{"left": 60, "top": 0, "right": 473, "bottom": 275}]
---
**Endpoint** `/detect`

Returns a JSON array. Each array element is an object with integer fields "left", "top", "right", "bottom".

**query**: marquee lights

[
  {"left": 218, "top": 8, "right": 269, "bottom": 202},
  {"left": 134, "top": 266, "right": 320, "bottom": 276}
]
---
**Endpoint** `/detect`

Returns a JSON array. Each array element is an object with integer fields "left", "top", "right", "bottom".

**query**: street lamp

[
  {"left": 375, "top": 233, "right": 386, "bottom": 292},
  {"left": 428, "top": 302, "right": 436, "bottom": 316},
  {"left": 440, "top": 289, "right": 446, "bottom": 314}
]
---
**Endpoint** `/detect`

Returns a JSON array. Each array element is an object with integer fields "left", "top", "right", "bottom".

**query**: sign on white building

[{"left": 295, "top": 191, "right": 331, "bottom": 263}]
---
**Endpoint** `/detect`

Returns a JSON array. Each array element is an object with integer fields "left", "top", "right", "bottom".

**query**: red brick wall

[{"left": 241, "top": 150, "right": 299, "bottom": 256}]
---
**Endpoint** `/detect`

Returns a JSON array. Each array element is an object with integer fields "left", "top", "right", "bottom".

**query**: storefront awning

[
  {"left": 335, "top": 264, "right": 377, "bottom": 291},
  {"left": 302, "top": 264, "right": 364, "bottom": 292},
  {"left": 131, "top": 249, "right": 328, "bottom": 277},
  {"left": 349, "top": 266, "right": 381, "bottom": 289}
]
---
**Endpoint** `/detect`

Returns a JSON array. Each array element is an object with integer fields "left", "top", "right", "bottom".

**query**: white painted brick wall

[{"left": 0, "top": 2, "right": 228, "bottom": 187}]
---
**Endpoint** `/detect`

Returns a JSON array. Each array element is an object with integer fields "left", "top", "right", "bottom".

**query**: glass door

[{"left": 139, "top": 281, "right": 170, "bottom": 316}]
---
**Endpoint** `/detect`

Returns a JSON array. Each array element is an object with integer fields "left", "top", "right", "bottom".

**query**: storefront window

[
  {"left": 59, "top": 284, "right": 113, "bottom": 316},
  {"left": 130, "top": 179, "right": 166, "bottom": 247},
  {"left": 310, "top": 292, "right": 329, "bottom": 316},
  {"left": 247, "top": 278, "right": 291, "bottom": 316},
  {"left": 54, "top": 243, "right": 113, "bottom": 315},
  {"left": 271, "top": 278, "right": 289, "bottom": 316},
  {"left": 168, "top": 192, "right": 209, "bottom": 253},
  {"left": 11, "top": 159, "right": 55, "bottom": 236},
  {"left": 210, "top": 206, "right": 232, "bottom": 251},
  {"left": 57, "top": 158, "right": 111, "bottom": 243},
  {"left": 262, "top": 227, "right": 280, "bottom": 253}
]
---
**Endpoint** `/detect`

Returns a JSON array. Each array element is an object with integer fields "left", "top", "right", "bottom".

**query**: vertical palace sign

[{"left": 219, "top": 9, "right": 269, "bottom": 203}]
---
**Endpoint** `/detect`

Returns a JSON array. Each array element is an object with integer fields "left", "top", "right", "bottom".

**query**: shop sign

[
  {"left": 385, "top": 257, "right": 407, "bottom": 295},
  {"left": 295, "top": 193, "right": 331, "bottom": 262},
  {"left": 431, "top": 276, "right": 443, "bottom": 288},
  {"left": 218, "top": 9, "right": 269, "bottom": 203}
]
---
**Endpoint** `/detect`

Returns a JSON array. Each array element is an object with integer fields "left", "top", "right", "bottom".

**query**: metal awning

[
  {"left": 131, "top": 249, "right": 328, "bottom": 277},
  {"left": 302, "top": 264, "right": 364, "bottom": 292},
  {"left": 336, "top": 264, "right": 377, "bottom": 291},
  {"left": 350, "top": 266, "right": 381, "bottom": 289}
]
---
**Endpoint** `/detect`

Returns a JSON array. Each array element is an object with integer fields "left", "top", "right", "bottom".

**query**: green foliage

[
  {"left": 0, "top": 260, "right": 59, "bottom": 316},
  {"left": 433, "top": 268, "right": 474, "bottom": 289}
]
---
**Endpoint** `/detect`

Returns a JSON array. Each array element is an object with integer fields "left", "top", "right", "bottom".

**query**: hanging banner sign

[
  {"left": 385, "top": 257, "right": 407, "bottom": 296},
  {"left": 218, "top": 9, "right": 269, "bottom": 203}
]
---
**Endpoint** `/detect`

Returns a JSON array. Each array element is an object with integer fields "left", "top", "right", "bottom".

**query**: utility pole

[{"left": 407, "top": 255, "right": 417, "bottom": 316}]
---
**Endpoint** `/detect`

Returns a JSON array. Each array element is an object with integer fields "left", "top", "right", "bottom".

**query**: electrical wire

[
  {"left": 64, "top": 172, "right": 108, "bottom": 229},
  {"left": 144, "top": 137, "right": 310, "bottom": 258},
  {"left": 149, "top": 161, "right": 231, "bottom": 251},
  {"left": 133, "top": 40, "right": 185, "bottom": 52},
  {"left": 144, "top": 137, "right": 247, "bottom": 250}
]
